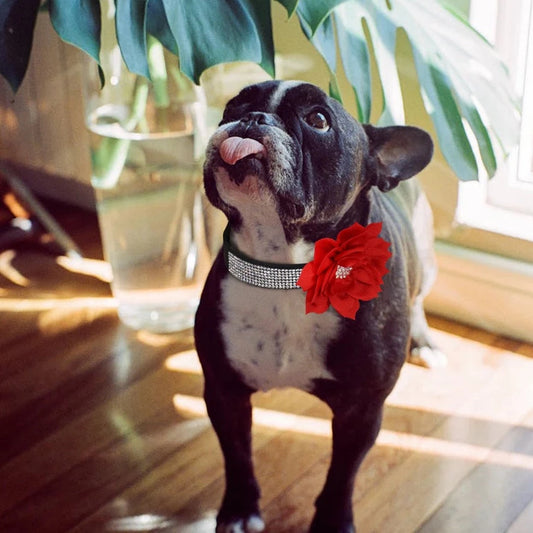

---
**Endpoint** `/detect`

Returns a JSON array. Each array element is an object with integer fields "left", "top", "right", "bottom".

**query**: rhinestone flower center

[{"left": 335, "top": 265, "right": 353, "bottom": 279}]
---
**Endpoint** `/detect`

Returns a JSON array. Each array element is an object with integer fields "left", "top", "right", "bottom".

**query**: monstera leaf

[
  {"left": 0, "top": 0, "right": 41, "bottom": 91},
  {"left": 0, "top": 0, "right": 520, "bottom": 182},
  {"left": 298, "top": 0, "right": 519, "bottom": 181}
]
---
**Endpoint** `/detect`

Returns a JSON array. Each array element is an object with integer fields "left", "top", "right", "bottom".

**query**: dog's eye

[{"left": 304, "top": 111, "right": 329, "bottom": 131}]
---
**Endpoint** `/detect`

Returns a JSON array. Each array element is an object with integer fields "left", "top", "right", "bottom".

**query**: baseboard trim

[{"left": 425, "top": 240, "right": 533, "bottom": 344}]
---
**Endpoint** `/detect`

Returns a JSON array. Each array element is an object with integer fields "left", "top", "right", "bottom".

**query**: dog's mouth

[
  {"left": 217, "top": 136, "right": 268, "bottom": 186},
  {"left": 219, "top": 136, "right": 266, "bottom": 165},
  {"left": 211, "top": 133, "right": 306, "bottom": 223}
]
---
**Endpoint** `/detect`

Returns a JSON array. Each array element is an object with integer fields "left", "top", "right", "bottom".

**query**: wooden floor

[{"left": 1, "top": 202, "right": 532, "bottom": 533}]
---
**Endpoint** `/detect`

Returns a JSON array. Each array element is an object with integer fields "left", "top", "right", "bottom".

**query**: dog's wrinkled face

[
  {"left": 203, "top": 80, "right": 433, "bottom": 242},
  {"left": 204, "top": 81, "right": 368, "bottom": 233}
]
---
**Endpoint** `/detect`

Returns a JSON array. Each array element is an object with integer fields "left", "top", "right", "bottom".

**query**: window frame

[{"left": 456, "top": 0, "right": 533, "bottom": 242}]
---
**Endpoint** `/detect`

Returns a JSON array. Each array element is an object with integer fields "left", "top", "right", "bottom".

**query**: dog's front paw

[
  {"left": 409, "top": 346, "right": 448, "bottom": 368},
  {"left": 216, "top": 514, "right": 265, "bottom": 533}
]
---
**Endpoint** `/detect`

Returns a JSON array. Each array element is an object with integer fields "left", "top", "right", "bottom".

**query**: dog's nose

[{"left": 240, "top": 112, "right": 271, "bottom": 126}]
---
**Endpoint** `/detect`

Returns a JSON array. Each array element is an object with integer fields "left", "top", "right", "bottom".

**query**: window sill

[
  {"left": 425, "top": 240, "right": 533, "bottom": 344},
  {"left": 457, "top": 181, "right": 533, "bottom": 244}
]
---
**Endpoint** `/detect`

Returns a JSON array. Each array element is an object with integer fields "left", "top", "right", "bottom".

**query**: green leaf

[
  {"left": 299, "top": 11, "right": 341, "bottom": 104},
  {"left": 461, "top": 103, "right": 497, "bottom": 178},
  {"left": 50, "top": 0, "right": 103, "bottom": 88},
  {"left": 162, "top": 0, "right": 272, "bottom": 84},
  {"left": 328, "top": 0, "right": 517, "bottom": 180},
  {"left": 115, "top": 0, "right": 150, "bottom": 79},
  {"left": 49, "top": 0, "right": 101, "bottom": 64},
  {"left": 413, "top": 50, "right": 478, "bottom": 181},
  {"left": 360, "top": 1, "right": 404, "bottom": 125},
  {"left": 0, "top": 0, "right": 40, "bottom": 92},
  {"left": 328, "top": 76, "right": 342, "bottom": 103},
  {"left": 391, "top": 0, "right": 519, "bottom": 176},
  {"left": 275, "top": 0, "right": 299, "bottom": 17},
  {"left": 279, "top": 0, "right": 299, "bottom": 17},
  {"left": 334, "top": 2, "right": 371, "bottom": 122},
  {"left": 299, "top": 12, "right": 336, "bottom": 72},
  {"left": 245, "top": 0, "right": 275, "bottom": 78},
  {"left": 297, "top": 0, "right": 346, "bottom": 35},
  {"left": 146, "top": 0, "right": 178, "bottom": 55}
]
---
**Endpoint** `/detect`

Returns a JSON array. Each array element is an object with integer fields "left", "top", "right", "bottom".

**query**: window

[{"left": 456, "top": 0, "right": 533, "bottom": 242}]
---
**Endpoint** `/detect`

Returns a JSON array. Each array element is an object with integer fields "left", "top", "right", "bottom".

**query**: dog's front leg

[
  {"left": 310, "top": 394, "right": 384, "bottom": 533},
  {"left": 204, "top": 378, "right": 264, "bottom": 533}
]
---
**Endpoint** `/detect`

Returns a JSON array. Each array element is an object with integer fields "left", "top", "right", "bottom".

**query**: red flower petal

[
  {"left": 314, "top": 238, "right": 337, "bottom": 263},
  {"left": 297, "top": 263, "right": 317, "bottom": 292},
  {"left": 354, "top": 268, "right": 373, "bottom": 284},
  {"left": 337, "top": 222, "right": 365, "bottom": 242},
  {"left": 305, "top": 285, "right": 330, "bottom": 314},
  {"left": 329, "top": 291, "right": 361, "bottom": 319},
  {"left": 346, "top": 280, "right": 381, "bottom": 301},
  {"left": 298, "top": 221, "right": 391, "bottom": 319}
]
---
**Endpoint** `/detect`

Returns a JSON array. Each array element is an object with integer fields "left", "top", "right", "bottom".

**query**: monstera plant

[{"left": 0, "top": 0, "right": 520, "bottom": 182}]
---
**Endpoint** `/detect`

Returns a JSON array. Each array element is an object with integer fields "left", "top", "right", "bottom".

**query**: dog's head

[{"left": 204, "top": 80, "right": 432, "bottom": 242}]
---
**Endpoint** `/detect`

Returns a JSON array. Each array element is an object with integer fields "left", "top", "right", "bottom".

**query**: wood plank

[
  {"left": 417, "top": 409, "right": 533, "bottom": 533},
  {"left": 508, "top": 498, "right": 533, "bottom": 533},
  {"left": 69, "top": 388, "right": 326, "bottom": 531},
  {"left": 354, "top": 341, "right": 533, "bottom": 533},
  {"left": 66, "top": 323, "right": 533, "bottom": 533},
  {"left": 0, "top": 210, "right": 106, "bottom": 348},
  {"left": 0, "top": 360, "right": 203, "bottom": 515},
  {"left": 0, "top": 404, "right": 210, "bottom": 533},
  {"left": 0, "top": 327, "right": 195, "bottom": 463},
  {"left": 69, "top": 427, "right": 230, "bottom": 533},
  {"left": 0, "top": 313, "right": 120, "bottom": 413}
]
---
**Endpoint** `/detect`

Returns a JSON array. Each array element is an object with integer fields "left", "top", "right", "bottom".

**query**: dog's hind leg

[
  {"left": 407, "top": 187, "right": 447, "bottom": 368},
  {"left": 203, "top": 378, "right": 264, "bottom": 533},
  {"left": 409, "top": 295, "right": 447, "bottom": 368}
]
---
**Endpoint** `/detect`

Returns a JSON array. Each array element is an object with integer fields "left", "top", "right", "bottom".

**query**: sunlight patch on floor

[
  {"left": 377, "top": 429, "right": 533, "bottom": 471},
  {"left": 0, "top": 296, "right": 117, "bottom": 312},
  {"left": 0, "top": 250, "right": 30, "bottom": 286},
  {"left": 56, "top": 255, "right": 113, "bottom": 282},
  {"left": 165, "top": 350, "right": 202, "bottom": 374},
  {"left": 106, "top": 513, "right": 180, "bottom": 531},
  {"left": 166, "top": 345, "right": 533, "bottom": 431},
  {"left": 173, "top": 393, "right": 533, "bottom": 472},
  {"left": 106, "top": 512, "right": 217, "bottom": 533},
  {"left": 36, "top": 305, "right": 115, "bottom": 335}
]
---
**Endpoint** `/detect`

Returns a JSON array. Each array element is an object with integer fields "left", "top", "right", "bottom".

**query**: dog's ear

[{"left": 363, "top": 124, "right": 433, "bottom": 192}]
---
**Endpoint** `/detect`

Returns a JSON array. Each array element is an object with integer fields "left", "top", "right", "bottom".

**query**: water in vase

[{"left": 88, "top": 103, "right": 211, "bottom": 333}]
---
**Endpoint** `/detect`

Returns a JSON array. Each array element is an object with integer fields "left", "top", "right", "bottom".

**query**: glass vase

[{"left": 83, "top": 7, "right": 210, "bottom": 333}]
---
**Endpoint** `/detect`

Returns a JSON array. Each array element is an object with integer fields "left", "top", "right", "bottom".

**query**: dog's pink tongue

[{"left": 219, "top": 137, "right": 266, "bottom": 165}]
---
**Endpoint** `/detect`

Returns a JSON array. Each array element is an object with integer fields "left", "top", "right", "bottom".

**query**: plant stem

[
  {"left": 147, "top": 35, "right": 169, "bottom": 109},
  {"left": 91, "top": 77, "right": 150, "bottom": 190}
]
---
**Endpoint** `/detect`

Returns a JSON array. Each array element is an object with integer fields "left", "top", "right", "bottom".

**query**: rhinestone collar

[{"left": 223, "top": 225, "right": 306, "bottom": 289}]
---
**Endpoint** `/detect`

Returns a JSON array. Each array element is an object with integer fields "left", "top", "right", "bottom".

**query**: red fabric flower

[{"left": 297, "top": 222, "right": 392, "bottom": 319}]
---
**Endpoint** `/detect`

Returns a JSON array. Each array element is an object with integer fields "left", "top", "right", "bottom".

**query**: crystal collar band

[{"left": 223, "top": 225, "right": 306, "bottom": 290}]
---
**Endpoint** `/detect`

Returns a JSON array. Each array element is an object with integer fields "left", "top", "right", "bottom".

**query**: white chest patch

[{"left": 220, "top": 276, "right": 341, "bottom": 391}]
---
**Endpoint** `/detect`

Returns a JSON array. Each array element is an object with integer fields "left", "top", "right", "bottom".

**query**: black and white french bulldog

[{"left": 194, "top": 80, "right": 445, "bottom": 533}]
